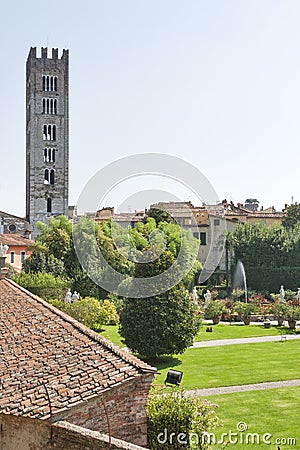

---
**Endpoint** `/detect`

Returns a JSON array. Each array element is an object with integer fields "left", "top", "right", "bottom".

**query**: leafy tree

[
  {"left": 119, "top": 284, "right": 200, "bottom": 358},
  {"left": 35, "top": 215, "right": 72, "bottom": 260},
  {"left": 23, "top": 250, "right": 64, "bottom": 276},
  {"left": 12, "top": 272, "right": 70, "bottom": 301},
  {"left": 147, "top": 206, "right": 173, "bottom": 224},
  {"left": 282, "top": 202, "right": 300, "bottom": 229},
  {"left": 245, "top": 198, "right": 259, "bottom": 204}
]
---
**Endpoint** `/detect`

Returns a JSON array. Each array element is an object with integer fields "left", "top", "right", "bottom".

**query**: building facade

[
  {"left": 0, "top": 234, "right": 34, "bottom": 271},
  {"left": 26, "top": 47, "right": 69, "bottom": 233}
]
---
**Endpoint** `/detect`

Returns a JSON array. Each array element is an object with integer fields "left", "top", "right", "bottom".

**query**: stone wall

[
  {"left": 56, "top": 374, "right": 154, "bottom": 448},
  {"left": 0, "top": 414, "right": 148, "bottom": 450}
]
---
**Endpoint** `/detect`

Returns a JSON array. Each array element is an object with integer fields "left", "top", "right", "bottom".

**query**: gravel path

[
  {"left": 186, "top": 379, "right": 300, "bottom": 397},
  {"left": 193, "top": 333, "right": 300, "bottom": 347}
]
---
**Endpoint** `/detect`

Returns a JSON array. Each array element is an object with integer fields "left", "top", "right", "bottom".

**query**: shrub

[
  {"left": 12, "top": 271, "right": 70, "bottom": 301},
  {"left": 147, "top": 388, "right": 221, "bottom": 449},
  {"left": 49, "top": 297, "right": 117, "bottom": 331},
  {"left": 204, "top": 300, "right": 226, "bottom": 320},
  {"left": 234, "top": 301, "right": 258, "bottom": 319}
]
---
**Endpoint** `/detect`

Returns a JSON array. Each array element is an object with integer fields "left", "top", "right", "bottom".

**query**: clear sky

[{"left": 1, "top": 0, "right": 300, "bottom": 217}]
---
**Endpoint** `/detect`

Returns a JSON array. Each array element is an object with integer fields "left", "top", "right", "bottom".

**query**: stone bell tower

[{"left": 25, "top": 47, "right": 69, "bottom": 234}]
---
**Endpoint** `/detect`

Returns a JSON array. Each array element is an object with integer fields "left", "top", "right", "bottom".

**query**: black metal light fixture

[{"left": 164, "top": 369, "right": 183, "bottom": 386}]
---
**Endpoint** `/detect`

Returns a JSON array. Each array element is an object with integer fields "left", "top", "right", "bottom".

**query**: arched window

[
  {"left": 42, "top": 75, "right": 58, "bottom": 92},
  {"left": 44, "top": 169, "right": 49, "bottom": 184},
  {"left": 43, "top": 125, "right": 47, "bottom": 140},
  {"left": 43, "top": 124, "right": 57, "bottom": 140},
  {"left": 44, "top": 147, "right": 56, "bottom": 162},
  {"left": 50, "top": 169, "right": 55, "bottom": 185},
  {"left": 47, "top": 198, "right": 52, "bottom": 213}
]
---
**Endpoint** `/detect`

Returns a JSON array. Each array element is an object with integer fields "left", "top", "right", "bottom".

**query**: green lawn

[
  {"left": 153, "top": 340, "right": 300, "bottom": 389},
  {"left": 99, "top": 324, "right": 125, "bottom": 347},
  {"left": 208, "top": 387, "right": 300, "bottom": 449},
  {"left": 101, "top": 324, "right": 300, "bottom": 446},
  {"left": 195, "top": 323, "right": 292, "bottom": 341},
  {"left": 99, "top": 323, "right": 297, "bottom": 347}
]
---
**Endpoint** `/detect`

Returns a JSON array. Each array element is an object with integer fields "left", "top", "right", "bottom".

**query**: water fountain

[{"left": 232, "top": 260, "right": 248, "bottom": 303}]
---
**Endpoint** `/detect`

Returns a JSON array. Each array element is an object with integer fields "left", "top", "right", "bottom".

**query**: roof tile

[{"left": 0, "top": 279, "right": 156, "bottom": 419}]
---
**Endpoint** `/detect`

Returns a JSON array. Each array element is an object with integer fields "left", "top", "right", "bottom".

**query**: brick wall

[
  {"left": 55, "top": 374, "right": 154, "bottom": 447},
  {"left": 0, "top": 414, "right": 148, "bottom": 450}
]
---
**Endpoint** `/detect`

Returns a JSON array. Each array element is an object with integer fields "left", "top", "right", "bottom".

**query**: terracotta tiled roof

[
  {"left": 0, "top": 234, "right": 34, "bottom": 246},
  {"left": 0, "top": 279, "right": 156, "bottom": 419}
]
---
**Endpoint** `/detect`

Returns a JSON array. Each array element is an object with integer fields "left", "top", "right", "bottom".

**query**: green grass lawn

[
  {"left": 99, "top": 324, "right": 125, "bottom": 347},
  {"left": 194, "top": 323, "right": 292, "bottom": 341},
  {"left": 153, "top": 340, "right": 300, "bottom": 389},
  {"left": 208, "top": 387, "right": 300, "bottom": 449},
  {"left": 99, "top": 323, "right": 297, "bottom": 347},
  {"left": 100, "top": 325, "right": 300, "bottom": 390},
  {"left": 101, "top": 324, "right": 300, "bottom": 446}
]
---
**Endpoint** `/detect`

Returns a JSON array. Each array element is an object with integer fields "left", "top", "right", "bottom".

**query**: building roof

[
  {"left": 0, "top": 234, "right": 34, "bottom": 247},
  {"left": 0, "top": 279, "right": 156, "bottom": 419}
]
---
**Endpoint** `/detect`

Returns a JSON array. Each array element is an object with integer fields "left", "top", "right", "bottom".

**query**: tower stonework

[{"left": 26, "top": 47, "right": 69, "bottom": 233}]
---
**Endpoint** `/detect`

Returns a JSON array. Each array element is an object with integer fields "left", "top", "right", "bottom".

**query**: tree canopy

[
  {"left": 282, "top": 202, "right": 300, "bottom": 229},
  {"left": 23, "top": 215, "right": 202, "bottom": 356}
]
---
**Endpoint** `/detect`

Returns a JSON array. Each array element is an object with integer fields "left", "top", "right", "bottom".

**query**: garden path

[
  {"left": 186, "top": 379, "right": 300, "bottom": 397},
  {"left": 192, "top": 333, "right": 300, "bottom": 348}
]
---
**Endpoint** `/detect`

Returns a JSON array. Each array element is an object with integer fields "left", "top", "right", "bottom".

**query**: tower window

[
  {"left": 43, "top": 124, "right": 57, "bottom": 141},
  {"left": 44, "top": 148, "right": 56, "bottom": 163},
  {"left": 44, "top": 169, "right": 49, "bottom": 184},
  {"left": 42, "top": 75, "right": 58, "bottom": 92},
  {"left": 42, "top": 98, "right": 57, "bottom": 115},
  {"left": 50, "top": 169, "right": 55, "bottom": 185},
  {"left": 47, "top": 198, "right": 52, "bottom": 213},
  {"left": 45, "top": 169, "right": 55, "bottom": 185}
]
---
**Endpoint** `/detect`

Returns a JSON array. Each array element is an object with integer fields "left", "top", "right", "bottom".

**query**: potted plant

[
  {"left": 204, "top": 300, "right": 226, "bottom": 324},
  {"left": 234, "top": 301, "right": 257, "bottom": 325},
  {"left": 270, "top": 302, "right": 287, "bottom": 326},
  {"left": 285, "top": 304, "right": 300, "bottom": 329}
]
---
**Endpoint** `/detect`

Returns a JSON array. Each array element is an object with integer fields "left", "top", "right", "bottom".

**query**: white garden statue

[
  {"left": 279, "top": 285, "right": 285, "bottom": 303},
  {"left": 64, "top": 289, "right": 72, "bottom": 304},
  {"left": 0, "top": 244, "right": 9, "bottom": 258},
  {"left": 204, "top": 289, "right": 211, "bottom": 303},
  {"left": 72, "top": 291, "right": 80, "bottom": 302},
  {"left": 192, "top": 287, "right": 198, "bottom": 303}
]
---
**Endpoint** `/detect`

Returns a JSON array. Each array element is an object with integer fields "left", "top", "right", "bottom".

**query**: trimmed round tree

[{"left": 119, "top": 283, "right": 200, "bottom": 359}]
